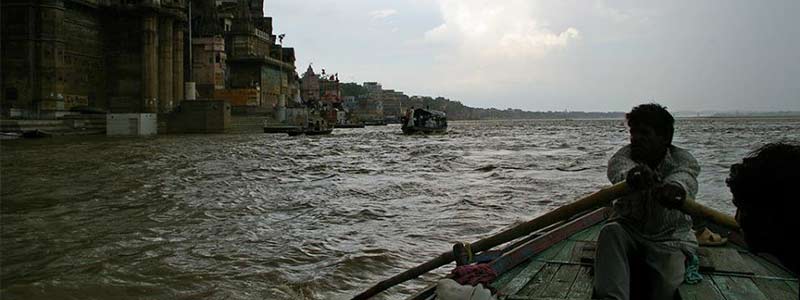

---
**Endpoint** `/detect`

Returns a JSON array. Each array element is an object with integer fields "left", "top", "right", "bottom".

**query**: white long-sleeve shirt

[{"left": 607, "top": 145, "right": 700, "bottom": 248}]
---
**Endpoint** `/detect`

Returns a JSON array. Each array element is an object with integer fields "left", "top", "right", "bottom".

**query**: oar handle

[{"left": 681, "top": 198, "right": 740, "bottom": 230}]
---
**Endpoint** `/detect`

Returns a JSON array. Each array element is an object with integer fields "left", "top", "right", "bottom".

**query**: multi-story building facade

[
  {"left": 1, "top": 0, "right": 188, "bottom": 118},
  {"left": 381, "top": 89, "right": 407, "bottom": 123},
  {"left": 1, "top": 0, "right": 298, "bottom": 118}
]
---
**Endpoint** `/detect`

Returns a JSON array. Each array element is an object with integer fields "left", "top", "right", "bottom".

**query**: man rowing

[{"left": 594, "top": 103, "right": 699, "bottom": 300}]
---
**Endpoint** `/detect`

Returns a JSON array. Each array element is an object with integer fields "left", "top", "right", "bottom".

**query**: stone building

[
  {"left": 356, "top": 82, "right": 408, "bottom": 123},
  {"left": 357, "top": 96, "right": 384, "bottom": 124},
  {"left": 300, "top": 65, "right": 340, "bottom": 104},
  {"left": 380, "top": 89, "right": 407, "bottom": 123},
  {"left": 0, "top": 0, "right": 297, "bottom": 118},
  {"left": 363, "top": 82, "right": 382, "bottom": 95},
  {"left": 319, "top": 74, "right": 341, "bottom": 104},
  {"left": 192, "top": 37, "right": 227, "bottom": 98},
  {"left": 300, "top": 65, "right": 320, "bottom": 103},
  {"left": 1, "top": 0, "right": 187, "bottom": 118},
  {"left": 189, "top": 0, "right": 297, "bottom": 112},
  {"left": 225, "top": 15, "right": 297, "bottom": 111}
]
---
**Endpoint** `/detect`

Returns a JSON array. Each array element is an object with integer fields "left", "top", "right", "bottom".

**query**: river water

[{"left": 2, "top": 118, "right": 798, "bottom": 299}]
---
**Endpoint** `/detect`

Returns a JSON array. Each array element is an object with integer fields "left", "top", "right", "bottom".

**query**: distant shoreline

[
  {"left": 682, "top": 115, "right": 800, "bottom": 119},
  {"left": 447, "top": 114, "right": 800, "bottom": 121}
]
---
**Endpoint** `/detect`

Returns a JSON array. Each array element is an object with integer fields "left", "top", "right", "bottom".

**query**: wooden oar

[
  {"left": 351, "top": 182, "right": 629, "bottom": 300},
  {"left": 680, "top": 196, "right": 739, "bottom": 230},
  {"left": 599, "top": 183, "right": 739, "bottom": 230}
]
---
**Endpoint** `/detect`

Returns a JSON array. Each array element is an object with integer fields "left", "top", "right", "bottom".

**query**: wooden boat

[
  {"left": 354, "top": 183, "right": 798, "bottom": 300},
  {"left": 263, "top": 125, "right": 303, "bottom": 134},
  {"left": 1, "top": 132, "right": 22, "bottom": 140},
  {"left": 21, "top": 129, "right": 52, "bottom": 138},
  {"left": 264, "top": 118, "right": 333, "bottom": 136},
  {"left": 401, "top": 108, "right": 447, "bottom": 135},
  {"left": 289, "top": 127, "right": 333, "bottom": 136}
]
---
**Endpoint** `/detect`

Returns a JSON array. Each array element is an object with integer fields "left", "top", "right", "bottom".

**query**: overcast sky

[{"left": 267, "top": 0, "right": 799, "bottom": 112}]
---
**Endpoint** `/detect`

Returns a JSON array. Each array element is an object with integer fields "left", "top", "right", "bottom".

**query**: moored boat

[
  {"left": 21, "top": 129, "right": 52, "bottom": 138},
  {"left": 401, "top": 108, "right": 447, "bottom": 134},
  {"left": 264, "top": 117, "right": 333, "bottom": 136},
  {"left": 353, "top": 183, "right": 799, "bottom": 300},
  {"left": 290, "top": 127, "right": 333, "bottom": 136}
]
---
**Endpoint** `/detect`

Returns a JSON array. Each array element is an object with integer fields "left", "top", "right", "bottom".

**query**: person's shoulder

[
  {"left": 669, "top": 145, "right": 698, "bottom": 162},
  {"left": 609, "top": 145, "right": 633, "bottom": 163},
  {"left": 614, "top": 144, "right": 633, "bottom": 155}
]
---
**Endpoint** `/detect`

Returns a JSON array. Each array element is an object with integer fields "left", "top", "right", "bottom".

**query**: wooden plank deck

[
  {"left": 677, "top": 275, "right": 725, "bottom": 300},
  {"left": 494, "top": 220, "right": 605, "bottom": 300}
]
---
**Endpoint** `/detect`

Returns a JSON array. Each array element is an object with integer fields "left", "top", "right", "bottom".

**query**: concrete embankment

[
  {"left": 230, "top": 115, "right": 269, "bottom": 133},
  {"left": 1, "top": 114, "right": 272, "bottom": 137},
  {"left": 0, "top": 115, "right": 106, "bottom": 136}
]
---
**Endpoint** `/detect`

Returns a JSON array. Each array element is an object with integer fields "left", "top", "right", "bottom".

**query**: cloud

[
  {"left": 424, "top": 0, "right": 580, "bottom": 59},
  {"left": 594, "top": 0, "right": 632, "bottom": 22},
  {"left": 369, "top": 9, "right": 397, "bottom": 20},
  {"left": 412, "top": 0, "right": 582, "bottom": 99}
]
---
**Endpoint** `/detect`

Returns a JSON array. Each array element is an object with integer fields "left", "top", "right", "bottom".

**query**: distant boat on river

[
  {"left": 401, "top": 108, "right": 447, "bottom": 134},
  {"left": 335, "top": 121, "right": 366, "bottom": 128},
  {"left": 264, "top": 115, "right": 333, "bottom": 136}
]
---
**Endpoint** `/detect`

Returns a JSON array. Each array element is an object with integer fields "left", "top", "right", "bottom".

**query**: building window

[{"left": 215, "top": 53, "right": 221, "bottom": 63}]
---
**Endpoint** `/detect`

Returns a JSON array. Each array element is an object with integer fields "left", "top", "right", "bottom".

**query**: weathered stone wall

[
  {"left": 300, "top": 67, "right": 320, "bottom": 102},
  {"left": 158, "top": 17, "right": 174, "bottom": 112},
  {"left": 1, "top": 0, "right": 187, "bottom": 117},
  {"left": 1, "top": 2, "right": 34, "bottom": 110},
  {"left": 173, "top": 24, "right": 185, "bottom": 106},
  {"left": 259, "top": 66, "right": 275, "bottom": 110},
  {"left": 1, "top": 0, "right": 66, "bottom": 114},
  {"left": 228, "top": 32, "right": 270, "bottom": 58},
  {"left": 63, "top": 1, "right": 106, "bottom": 109},
  {"left": 261, "top": 66, "right": 283, "bottom": 109},
  {"left": 228, "top": 63, "right": 260, "bottom": 89},
  {"left": 168, "top": 100, "right": 230, "bottom": 133},
  {"left": 104, "top": 14, "right": 144, "bottom": 113}
]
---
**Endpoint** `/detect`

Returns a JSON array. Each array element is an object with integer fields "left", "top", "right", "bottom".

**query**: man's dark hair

[
  {"left": 625, "top": 103, "right": 675, "bottom": 145},
  {"left": 727, "top": 142, "right": 800, "bottom": 213},
  {"left": 726, "top": 142, "right": 800, "bottom": 274}
]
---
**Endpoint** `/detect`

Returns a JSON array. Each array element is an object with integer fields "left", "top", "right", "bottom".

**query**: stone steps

[
  {"left": 0, "top": 115, "right": 107, "bottom": 136},
  {"left": 230, "top": 116, "right": 266, "bottom": 133}
]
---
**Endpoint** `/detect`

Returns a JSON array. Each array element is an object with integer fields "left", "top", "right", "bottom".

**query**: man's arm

[
  {"left": 607, "top": 145, "right": 638, "bottom": 184},
  {"left": 663, "top": 148, "right": 701, "bottom": 198}
]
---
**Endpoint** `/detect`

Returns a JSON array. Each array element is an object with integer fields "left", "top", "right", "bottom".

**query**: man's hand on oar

[
  {"left": 626, "top": 165, "right": 660, "bottom": 190},
  {"left": 654, "top": 182, "right": 687, "bottom": 210}
]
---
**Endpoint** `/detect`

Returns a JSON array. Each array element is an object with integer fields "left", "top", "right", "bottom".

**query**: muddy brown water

[{"left": 2, "top": 118, "right": 798, "bottom": 299}]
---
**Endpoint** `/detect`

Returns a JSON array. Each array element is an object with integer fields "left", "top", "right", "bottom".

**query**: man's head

[
  {"left": 727, "top": 142, "right": 800, "bottom": 256},
  {"left": 626, "top": 103, "right": 675, "bottom": 164}
]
